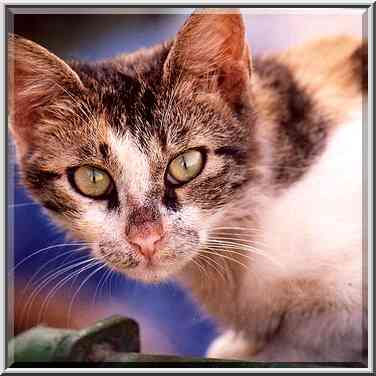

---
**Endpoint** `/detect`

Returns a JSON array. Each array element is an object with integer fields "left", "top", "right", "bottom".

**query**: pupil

[
  {"left": 91, "top": 169, "right": 96, "bottom": 184},
  {"left": 182, "top": 156, "right": 187, "bottom": 170}
]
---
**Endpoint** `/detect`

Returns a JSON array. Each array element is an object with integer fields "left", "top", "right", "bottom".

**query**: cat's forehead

[
  {"left": 80, "top": 81, "right": 221, "bottom": 162},
  {"left": 107, "top": 130, "right": 154, "bottom": 202},
  {"left": 74, "top": 53, "right": 241, "bottom": 153}
]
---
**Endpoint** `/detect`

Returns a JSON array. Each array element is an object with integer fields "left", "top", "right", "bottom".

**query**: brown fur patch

[
  {"left": 253, "top": 57, "right": 330, "bottom": 187},
  {"left": 276, "top": 36, "right": 367, "bottom": 124}
]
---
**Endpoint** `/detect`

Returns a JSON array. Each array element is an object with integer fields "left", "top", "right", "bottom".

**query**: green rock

[{"left": 9, "top": 315, "right": 140, "bottom": 363}]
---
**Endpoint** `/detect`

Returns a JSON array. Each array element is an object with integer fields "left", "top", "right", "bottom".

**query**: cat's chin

[{"left": 117, "top": 263, "right": 182, "bottom": 284}]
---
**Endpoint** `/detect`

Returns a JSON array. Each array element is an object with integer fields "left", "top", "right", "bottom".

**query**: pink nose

[{"left": 126, "top": 223, "right": 164, "bottom": 259}]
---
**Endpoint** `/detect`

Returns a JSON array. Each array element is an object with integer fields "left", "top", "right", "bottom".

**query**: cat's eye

[
  {"left": 72, "top": 166, "right": 112, "bottom": 198},
  {"left": 167, "top": 149, "right": 205, "bottom": 186}
]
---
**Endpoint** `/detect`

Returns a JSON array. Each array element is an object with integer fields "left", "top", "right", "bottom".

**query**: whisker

[
  {"left": 8, "top": 202, "right": 39, "bottom": 208},
  {"left": 204, "top": 246, "right": 256, "bottom": 263},
  {"left": 205, "top": 239, "right": 262, "bottom": 249},
  {"left": 197, "top": 253, "right": 227, "bottom": 283},
  {"left": 190, "top": 257, "right": 207, "bottom": 277},
  {"left": 92, "top": 268, "right": 112, "bottom": 305},
  {"left": 21, "top": 257, "right": 97, "bottom": 327},
  {"left": 66, "top": 262, "right": 107, "bottom": 327},
  {"left": 206, "top": 238, "right": 269, "bottom": 255},
  {"left": 199, "top": 249, "right": 250, "bottom": 270},
  {"left": 211, "top": 226, "right": 263, "bottom": 232},
  {"left": 91, "top": 251, "right": 116, "bottom": 305},
  {"left": 204, "top": 240, "right": 285, "bottom": 270},
  {"left": 32, "top": 252, "right": 91, "bottom": 290},
  {"left": 13, "top": 242, "right": 91, "bottom": 271},
  {"left": 207, "top": 235, "right": 268, "bottom": 248},
  {"left": 21, "top": 247, "right": 88, "bottom": 298},
  {"left": 108, "top": 270, "right": 115, "bottom": 302},
  {"left": 37, "top": 260, "right": 101, "bottom": 324}
]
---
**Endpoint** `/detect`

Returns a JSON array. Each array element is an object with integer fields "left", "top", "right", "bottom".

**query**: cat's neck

[{"left": 177, "top": 250, "right": 245, "bottom": 326}]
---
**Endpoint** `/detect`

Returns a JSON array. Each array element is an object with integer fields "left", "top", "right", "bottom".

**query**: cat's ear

[
  {"left": 8, "top": 34, "right": 85, "bottom": 156},
  {"left": 163, "top": 9, "right": 252, "bottom": 109}
]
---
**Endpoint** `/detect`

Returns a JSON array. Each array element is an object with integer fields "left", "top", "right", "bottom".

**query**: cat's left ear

[{"left": 164, "top": 9, "right": 252, "bottom": 110}]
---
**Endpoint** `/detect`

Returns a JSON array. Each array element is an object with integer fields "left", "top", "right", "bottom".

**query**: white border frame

[{"left": 0, "top": 0, "right": 373, "bottom": 373}]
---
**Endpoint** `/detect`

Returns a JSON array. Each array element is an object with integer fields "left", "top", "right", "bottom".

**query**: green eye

[
  {"left": 72, "top": 166, "right": 112, "bottom": 198},
  {"left": 167, "top": 149, "right": 205, "bottom": 185}
]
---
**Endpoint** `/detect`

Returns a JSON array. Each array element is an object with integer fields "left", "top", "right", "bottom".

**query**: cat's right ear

[{"left": 8, "top": 34, "right": 85, "bottom": 156}]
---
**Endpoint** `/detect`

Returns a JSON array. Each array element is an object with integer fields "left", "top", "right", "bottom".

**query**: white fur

[
  {"left": 206, "top": 330, "right": 255, "bottom": 360},
  {"left": 108, "top": 130, "right": 151, "bottom": 203},
  {"left": 205, "top": 110, "right": 365, "bottom": 361},
  {"left": 257, "top": 109, "right": 363, "bottom": 303}
]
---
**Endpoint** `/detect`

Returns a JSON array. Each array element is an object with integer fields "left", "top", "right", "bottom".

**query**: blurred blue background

[{"left": 9, "top": 9, "right": 363, "bottom": 356}]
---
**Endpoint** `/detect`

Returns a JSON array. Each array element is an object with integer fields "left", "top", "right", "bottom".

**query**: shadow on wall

[{"left": 9, "top": 9, "right": 364, "bottom": 357}]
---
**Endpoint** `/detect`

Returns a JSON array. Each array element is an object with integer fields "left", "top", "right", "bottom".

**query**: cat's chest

[{"left": 252, "top": 108, "right": 363, "bottom": 297}]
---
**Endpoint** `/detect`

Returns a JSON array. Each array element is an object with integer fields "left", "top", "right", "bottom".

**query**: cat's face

[{"left": 9, "top": 11, "right": 258, "bottom": 282}]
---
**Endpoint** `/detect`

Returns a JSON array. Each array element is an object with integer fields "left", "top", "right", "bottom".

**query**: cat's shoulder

[
  {"left": 254, "top": 35, "right": 366, "bottom": 127},
  {"left": 278, "top": 35, "right": 367, "bottom": 95}
]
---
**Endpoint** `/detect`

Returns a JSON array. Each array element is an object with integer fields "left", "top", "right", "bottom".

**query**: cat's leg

[{"left": 206, "top": 330, "right": 260, "bottom": 360}]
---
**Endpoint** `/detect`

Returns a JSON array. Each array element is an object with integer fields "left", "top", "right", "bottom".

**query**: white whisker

[
  {"left": 199, "top": 249, "right": 250, "bottom": 270},
  {"left": 21, "top": 257, "right": 97, "bottom": 327},
  {"left": 66, "top": 262, "right": 107, "bottom": 326},
  {"left": 14, "top": 242, "right": 91, "bottom": 271},
  {"left": 21, "top": 247, "right": 88, "bottom": 298},
  {"left": 204, "top": 246, "right": 256, "bottom": 262},
  {"left": 37, "top": 260, "right": 101, "bottom": 324},
  {"left": 211, "top": 226, "right": 263, "bottom": 233},
  {"left": 197, "top": 253, "right": 227, "bottom": 283},
  {"left": 207, "top": 235, "right": 268, "bottom": 248},
  {"left": 190, "top": 257, "right": 207, "bottom": 277},
  {"left": 92, "top": 268, "right": 112, "bottom": 305},
  {"left": 204, "top": 240, "right": 285, "bottom": 270},
  {"left": 8, "top": 202, "right": 39, "bottom": 208}
]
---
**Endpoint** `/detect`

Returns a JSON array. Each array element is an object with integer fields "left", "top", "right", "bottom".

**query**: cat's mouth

[{"left": 95, "top": 239, "right": 194, "bottom": 283}]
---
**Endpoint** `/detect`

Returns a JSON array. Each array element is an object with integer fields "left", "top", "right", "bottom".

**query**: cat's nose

[{"left": 126, "top": 223, "right": 165, "bottom": 259}]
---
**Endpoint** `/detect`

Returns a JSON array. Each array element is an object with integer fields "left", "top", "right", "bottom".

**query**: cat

[{"left": 8, "top": 9, "right": 367, "bottom": 363}]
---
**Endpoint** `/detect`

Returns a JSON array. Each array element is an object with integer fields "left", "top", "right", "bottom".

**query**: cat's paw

[{"left": 206, "top": 330, "right": 258, "bottom": 360}]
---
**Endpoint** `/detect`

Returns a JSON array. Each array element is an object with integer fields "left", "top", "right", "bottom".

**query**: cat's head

[{"left": 8, "top": 10, "right": 261, "bottom": 282}]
